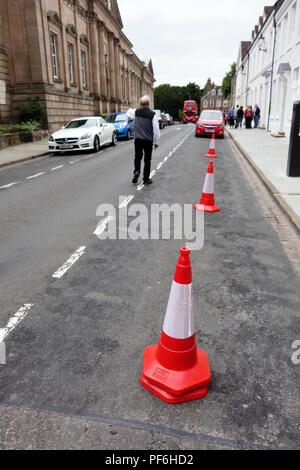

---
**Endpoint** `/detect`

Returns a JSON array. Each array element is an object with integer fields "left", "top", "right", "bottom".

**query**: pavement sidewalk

[
  {"left": 226, "top": 127, "right": 300, "bottom": 232},
  {"left": 0, "top": 138, "right": 50, "bottom": 168}
]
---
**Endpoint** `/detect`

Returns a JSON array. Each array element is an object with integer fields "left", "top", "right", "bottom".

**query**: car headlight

[
  {"left": 219, "top": 124, "right": 224, "bottom": 128},
  {"left": 119, "top": 122, "right": 127, "bottom": 128},
  {"left": 81, "top": 133, "right": 92, "bottom": 140},
  {"left": 49, "top": 135, "right": 54, "bottom": 142}
]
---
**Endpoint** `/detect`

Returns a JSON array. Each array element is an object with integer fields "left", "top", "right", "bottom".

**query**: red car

[{"left": 195, "top": 110, "right": 225, "bottom": 138}]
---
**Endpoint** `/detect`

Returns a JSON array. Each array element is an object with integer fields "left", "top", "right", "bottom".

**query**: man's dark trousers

[{"left": 134, "top": 138, "right": 153, "bottom": 182}]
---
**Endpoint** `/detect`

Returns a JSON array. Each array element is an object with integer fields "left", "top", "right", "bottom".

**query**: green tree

[
  {"left": 154, "top": 82, "right": 204, "bottom": 120},
  {"left": 222, "top": 63, "right": 236, "bottom": 99}
]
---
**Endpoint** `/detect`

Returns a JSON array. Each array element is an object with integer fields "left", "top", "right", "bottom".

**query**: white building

[{"left": 232, "top": 0, "right": 300, "bottom": 136}]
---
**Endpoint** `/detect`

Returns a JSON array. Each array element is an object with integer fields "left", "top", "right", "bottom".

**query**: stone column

[
  {"left": 98, "top": 21, "right": 107, "bottom": 98},
  {"left": 114, "top": 37, "right": 121, "bottom": 103},
  {"left": 89, "top": 13, "right": 100, "bottom": 97},
  {"left": 108, "top": 31, "right": 115, "bottom": 99}
]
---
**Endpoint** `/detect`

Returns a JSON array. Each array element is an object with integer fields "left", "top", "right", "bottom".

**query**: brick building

[
  {"left": 0, "top": 0, "right": 155, "bottom": 132},
  {"left": 200, "top": 78, "right": 230, "bottom": 113}
]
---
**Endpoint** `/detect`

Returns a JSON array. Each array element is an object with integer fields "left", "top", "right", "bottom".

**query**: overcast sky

[{"left": 118, "top": 0, "right": 274, "bottom": 88}]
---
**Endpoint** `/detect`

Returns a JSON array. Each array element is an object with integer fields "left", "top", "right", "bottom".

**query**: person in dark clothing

[
  {"left": 254, "top": 104, "right": 261, "bottom": 128},
  {"left": 127, "top": 96, "right": 160, "bottom": 185},
  {"left": 236, "top": 106, "right": 244, "bottom": 128}
]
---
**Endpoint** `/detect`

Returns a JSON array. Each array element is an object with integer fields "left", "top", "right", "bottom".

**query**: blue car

[{"left": 106, "top": 112, "right": 134, "bottom": 140}]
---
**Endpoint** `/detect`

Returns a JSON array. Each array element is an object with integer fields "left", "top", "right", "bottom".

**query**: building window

[
  {"left": 223, "top": 100, "right": 228, "bottom": 108},
  {"left": 50, "top": 33, "right": 58, "bottom": 79},
  {"left": 210, "top": 100, "right": 214, "bottom": 107},
  {"left": 217, "top": 100, "right": 221, "bottom": 107},
  {"left": 81, "top": 50, "right": 87, "bottom": 87},
  {"left": 203, "top": 100, "right": 208, "bottom": 108},
  {"left": 68, "top": 43, "right": 74, "bottom": 83}
]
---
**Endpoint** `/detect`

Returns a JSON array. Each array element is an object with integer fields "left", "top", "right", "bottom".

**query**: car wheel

[
  {"left": 93, "top": 136, "right": 100, "bottom": 153},
  {"left": 127, "top": 129, "right": 131, "bottom": 140},
  {"left": 111, "top": 132, "right": 117, "bottom": 146}
]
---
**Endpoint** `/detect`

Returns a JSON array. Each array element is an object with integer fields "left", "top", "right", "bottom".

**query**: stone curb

[
  {"left": 226, "top": 129, "right": 300, "bottom": 233},
  {"left": 0, "top": 151, "right": 51, "bottom": 169}
]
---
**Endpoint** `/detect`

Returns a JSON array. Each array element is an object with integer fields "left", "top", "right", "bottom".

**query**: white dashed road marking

[
  {"left": 0, "top": 304, "right": 34, "bottom": 343},
  {"left": 0, "top": 182, "right": 20, "bottom": 189},
  {"left": 50, "top": 165, "right": 64, "bottom": 171},
  {"left": 52, "top": 246, "right": 86, "bottom": 279},
  {"left": 26, "top": 172, "right": 45, "bottom": 180}
]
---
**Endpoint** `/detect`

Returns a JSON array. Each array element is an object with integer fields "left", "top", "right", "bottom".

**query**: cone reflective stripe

[
  {"left": 194, "top": 161, "right": 220, "bottom": 213},
  {"left": 205, "top": 133, "right": 218, "bottom": 158},
  {"left": 140, "top": 247, "right": 211, "bottom": 404}
]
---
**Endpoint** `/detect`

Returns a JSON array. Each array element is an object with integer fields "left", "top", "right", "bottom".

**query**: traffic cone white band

[
  {"left": 202, "top": 173, "right": 214, "bottom": 194},
  {"left": 210, "top": 139, "right": 215, "bottom": 150},
  {"left": 163, "top": 281, "right": 194, "bottom": 340}
]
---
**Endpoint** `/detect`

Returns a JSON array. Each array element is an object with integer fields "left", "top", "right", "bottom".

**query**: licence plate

[
  {"left": 205, "top": 129, "right": 215, "bottom": 133},
  {"left": 60, "top": 144, "right": 74, "bottom": 149}
]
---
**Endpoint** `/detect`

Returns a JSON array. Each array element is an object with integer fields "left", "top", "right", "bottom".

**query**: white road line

[
  {"left": 50, "top": 165, "right": 64, "bottom": 171},
  {"left": 27, "top": 172, "right": 45, "bottom": 180},
  {"left": 94, "top": 216, "right": 114, "bottom": 237},
  {"left": 0, "top": 304, "right": 34, "bottom": 343},
  {"left": 0, "top": 181, "right": 20, "bottom": 189},
  {"left": 52, "top": 246, "right": 86, "bottom": 279},
  {"left": 137, "top": 182, "right": 144, "bottom": 191},
  {"left": 69, "top": 160, "right": 80, "bottom": 165},
  {"left": 119, "top": 195, "right": 134, "bottom": 209}
]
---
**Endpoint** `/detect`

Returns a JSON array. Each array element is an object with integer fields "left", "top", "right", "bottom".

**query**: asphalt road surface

[{"left": 0, "top": 124, "right": 299, "bottom": 450}]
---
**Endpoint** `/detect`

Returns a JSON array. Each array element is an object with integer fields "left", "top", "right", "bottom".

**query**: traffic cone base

[
  {"left": 193, "top": 203, "right": 220, "bottom": 213},
  {"left": 141, "top": 341, "right": 210, "bottom": 404},
  {"left": 205, "top": 151, "right": 218, "bottom": 158}
]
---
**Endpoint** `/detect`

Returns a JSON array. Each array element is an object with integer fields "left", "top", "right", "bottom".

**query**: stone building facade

[
  {"left": 201, "top": 78, "right": 230, "bottom": 113},
  {"left": 0, "top": 0, "right": 155, "bottom": 132}
]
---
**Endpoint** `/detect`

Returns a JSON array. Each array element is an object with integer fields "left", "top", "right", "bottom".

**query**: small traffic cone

[
  {"left": 194, "top": 161, "right": 220, "bottom": 213},
  {"left": 140, "top": 247, "right": 211, "bottom": 404},
  {"left": 205, "top": 133, "right": 218, "bottom": 158}
]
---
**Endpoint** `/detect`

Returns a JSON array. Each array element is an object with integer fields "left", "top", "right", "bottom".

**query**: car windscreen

[
  {"left": 200, "top": 112, "right": 223, "bottom": 120},
  {"left": 106, "top": 114, "right": 127, "bottom": 123},
  {"left": 65, "top": 119, "right": 97, "bottom": 129}
]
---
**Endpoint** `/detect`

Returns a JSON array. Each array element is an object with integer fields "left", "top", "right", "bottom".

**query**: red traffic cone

[
  {"left": 140, "top": 247, "right": 211, "bottom": 404},
  {"left": 205, "top": 133, "right": 218, "bottom": 158},
  {"left": 194, "top": 161, "right": 220, "bottom": 213}
]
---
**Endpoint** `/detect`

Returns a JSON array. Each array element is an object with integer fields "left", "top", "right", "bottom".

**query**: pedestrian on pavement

[
  {"left": 245, "top": 106, "right": 253, "bottom": 129},
  {"left": 234, "top": 105, "right": 240, "bottom": 128},
  {"left": 236, "top": 106, "right": 244, "bottom": 128},
  {"left": 228, "top": 107, "right": 235, "bottom": 128},
  {"left": 127, "top": 95, "right": 160, "bottom": 185},
  {"left": 254, "top": 104, "right": 261, "bottom": 128}
]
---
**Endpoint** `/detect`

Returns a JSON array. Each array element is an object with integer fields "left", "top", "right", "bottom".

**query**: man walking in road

[{"left": 127, "top": 95, "right": 160, "bottom": 185}]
